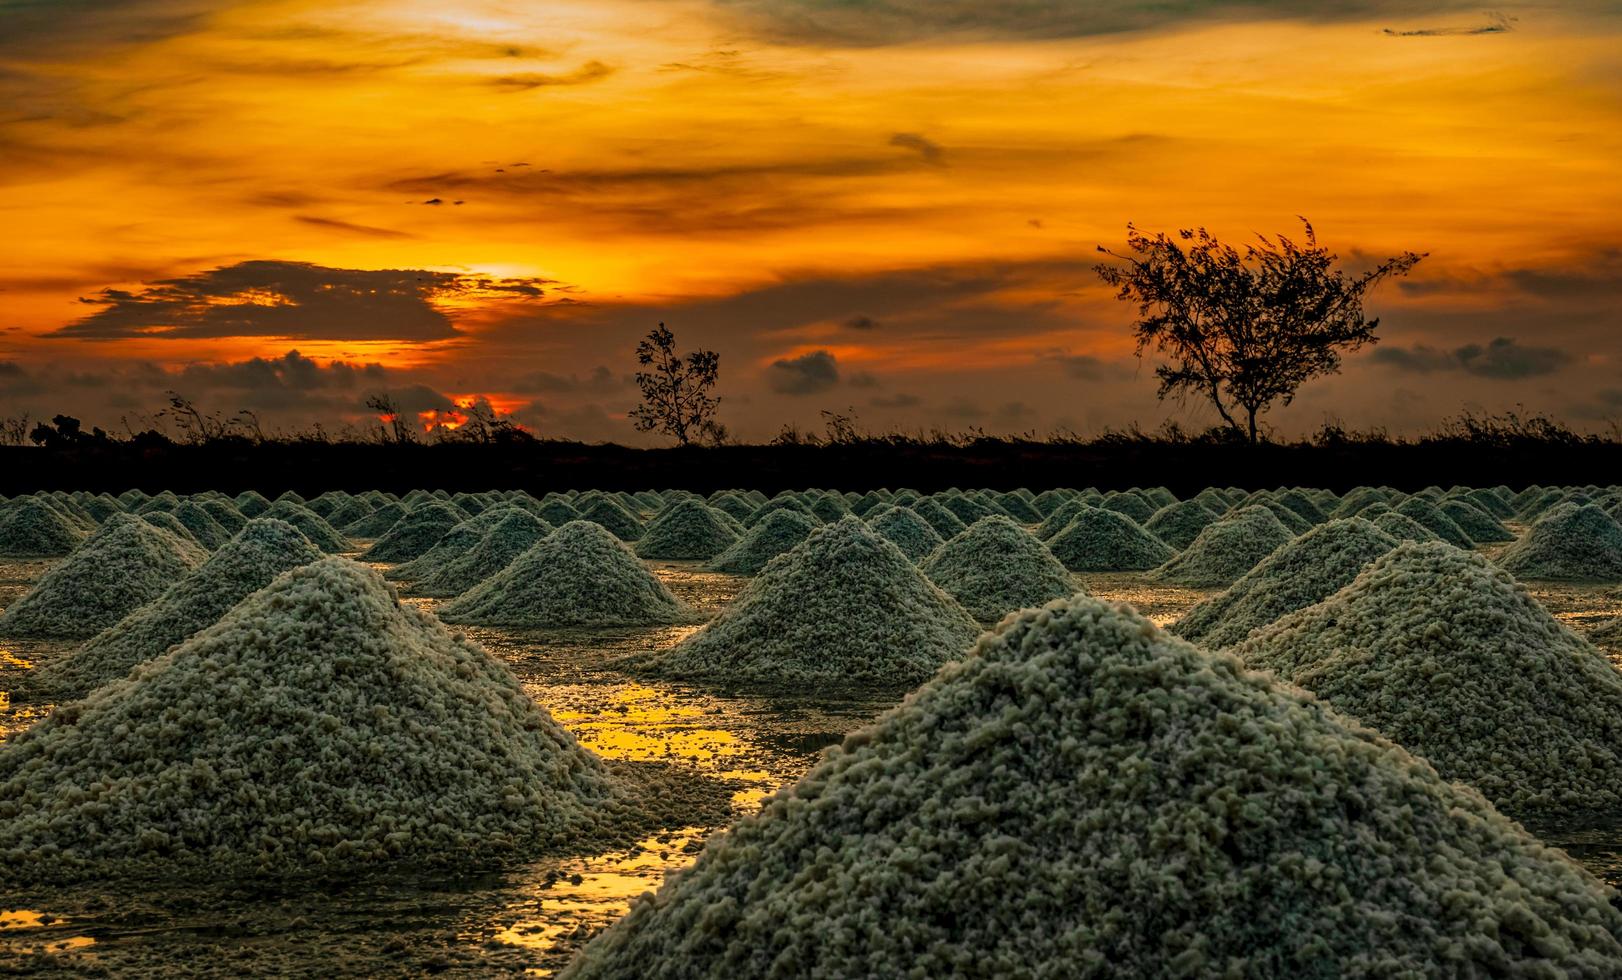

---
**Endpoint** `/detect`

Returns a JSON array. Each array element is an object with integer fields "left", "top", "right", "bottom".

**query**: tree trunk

[{"left": 1247, "top": 407, "right": 1259, "bottom": 445}]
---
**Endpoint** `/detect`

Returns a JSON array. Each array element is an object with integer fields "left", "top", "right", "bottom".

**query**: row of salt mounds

[
  {"left": 171, "top": 500, "right": 233, "bottom": 549},
  {"left": 344, "top": 501, "right": 406, "bottom": 537},
  {"left": 629, "top": 517, "right": 978, "bottom": 687},
  {"left": 0, "top": 515, "right": 206, "bottom": 639},
  {"left": 578, "top": 497, "right": 645, "bottom": 541},
  {"left": 1173, "top": 518, "right": 1398, "bottom": 650},
  {"left": 1392, "top": 495, "right": 1475, "bottom": 548},
  {"left": 364, "top": 500, "right": 463, "bottom": 562},
  {"left": 564, "top": 594, "right": 1622, "bottom": 979},
  {"left": 906, "top": 497, "right": 967, "bottom": 539},
  {"left": 1235, "top": 540, "right": 1622, "bottom": 820},
  {"left": 1498, "top": 502, "right": 1622, "bottom": 582},
  {"left": 707, "top": 510, "right": 817, "bottom": 574},
  {"left": 920, "top": 516, "right": 1076, "bottom": 622},
  {"left": 0, "top": 497, "right": 86, "bottom": 557},
  {"left": 1365, "top": 506, "right": 1439, "bottom": 543},
  {"left": 863, "top": 505, "right": 943, "bottom": 563},
  {"left": 1440, "top": 498, "right": 1514, "bottom": 543},
  {"left": 1046, "top": 506, "right": 1172, "bottom": 572},
  {"left": 1141, "top": 498, "right": 1219, "bottom": 550},
  {"left": 24, "top": 519, "right": 325, "bottom": 700},
  {"left": 1150, "top": 504, "right": 1295, "bottom": 587},
  {"left": 386, "top": 504, "right": 520, "bottom": 582},
  {"left": 0, "top": 558, "right": 678, "bottom": 882},
  {"left": 262, "top": 500, "right": 350, "bottom": 553},
  {"left": 440, "top": 521, "right": 692, "bottom": 627},
  {"left": 634, "top": 500, "right": 741, "bottom": 561},
  {"left": 408, "top": 509, "right": 552, "bottom": 598}
]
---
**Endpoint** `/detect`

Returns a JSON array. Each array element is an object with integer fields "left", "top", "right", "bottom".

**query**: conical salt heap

[
  {"left": 233, "top": 490, "right": 271, "bottom": 517},
  {"left": 1440, "top": 499, "right": 1514, "bottom": 543},
  {"left": 261, "top": 500, "right": 349, "bottom": 553},
  {"left": 323, "top": 495, "right": 375, "bottom": 531},
  {"left": 141, "top": 510, "right": 202, "bottom": 547},
  {"left": 1236, "top": 541, "right": 1622, "bottom": 820},
  {"left": 1142, "top": 498, "right": 1220, "bottom": 551},
  {"left": 440, "top": 521, "right": 691, "bottom": 627},
  {"left": 993, "top": 492, "right": 1040, "bottom": 523},
  {"left": 566, "top": 593, "right": 1622, "bottom": 978},
  {"left": 199, "top": 498, "right": 247, "bottom": 534},
  {"left": 26, "top": 519, "right": 325, "bottom": 699},
  {"left": 386, "top": 505, "right": 518, "bottom": 582},
  {"left": 1046, "top": 506, "right": 1173, "bottom": 572},
  {"left": 1034, "top": 497, "right": 1094, "bottom": 540},
  {"left": 906, "top": 497, "right": 966, "bottom": 538},
  {"left": 743, "top": 497, "right": 819, "bottom": 529},
  {"left": 864, "top": 505, "right": 943, "bottom": 563},
  {"left": 344, "top": 501, "right": 405, "bottom": 537},
  {"left": 1098, "top": 489, "right": 1156, "bottom": 524},
  {"left": 1393, "top": 495, "right": 1475, "bottom": 548},
  {"left": 408, "top": 510, "right": 552, "bottom": 599},
  {"left": 1173, "top": 518, "right": 1399, "bottom": 650},
  {"left": 0, "top": 497, "right": 87, "bottom": 557},
  {"left": 0, "top": 514, "right": 206, "bottom": 639},
  {"left": 171, "top": 500, "right": 232, "bottom": 549},
  {"left": 921, "top": 516, "right": 1075, "bottom": 622},
  {"left": 632, "top": 516, "right": 978, "bottom": 687},
  {"left": 1269, "top": 487, "right": 1327, "bottom": 525},
  {"left": 1367, "top": 507, "right": 1439, "bottom": 543},
  {"left": 0, "top": 558, "right": 709, "bottom": 883},
  {"left": 935, "top": 492, "right": 1001, "bottom": 527},
  {"left": 708, "top": 510, "right": 818, "bottom": 574},
  {"left": 634, "top": 500, "right": 741, "bottom": 561},
  {"left": 1498, "top": 502, "right": 1622, "bottom": 582},
  {"left": 1151, "top": 504, "right": 1295, "bottom": 587},
  {"left": 538, "top": 498, "right": 583, "bottom": 527},
  {"left": 1029, "top": 488, "right": 1074, "bottom": 516},
  {"left": 364, "top": 501, "right": 463, "bottom": 563},
  {"left": 578, "top": 497, "right": 644, "bottom": 541}
]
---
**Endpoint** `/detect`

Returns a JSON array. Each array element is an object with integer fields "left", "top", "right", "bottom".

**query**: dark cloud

[
  {"left": 1383, "top": 11, "right": 1514, "bottom": 36},
  {"left": 943, "top": 397, "right": 982, "bottom": 418},
  {"left": 0, "top": 0, "right": 217, "bottom": 58},
  {"left": 713, "top": 0, "right": 1482, "bottom": 45},
  {"left": 888, "top": 132, "right": 945, "bottom": 165},
  {"left": 511, "top": 365, "right": 622, "bottom": 394},
  {"left": 1370, "top": 337, "right": 1574, "bottom": 379},
  {"left": 847, "top": 371, "right": 881, "bottom": 388},
  {"left": 51, "top": 260, "right": 553, "bottom": 341},
  {"left": 870, "top": 392, "right": 921, "bottom": 408},
  {"left": 1051, "top": 353, "right": 1117, "bottom": 381},
  {"left": 294, "top": 215, "right": 415, "bottom": 239},
  {"left": 766, "top": 350, "right": 840, "bottom": 395},
  {"left": 176, "top": 350, "right": 387, "bottom": 392},
  {"left": 844, "top": 315, "right": 880, "bottom": 330},
  {"left": 487, "top": 61, "right": 615, "bottom": 91}
]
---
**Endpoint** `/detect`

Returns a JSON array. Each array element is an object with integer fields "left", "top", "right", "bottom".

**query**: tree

[
  {"left": 1096, "top": 219, "right": 1423, "bottom": 444},
  {"left": 631, "top": 323, "right": 721, "bottom": 446}
]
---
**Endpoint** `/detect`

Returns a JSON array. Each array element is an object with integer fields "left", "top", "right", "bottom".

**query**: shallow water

[{"left": 7, "top": 546, "right": 1622, "bottom": 974}]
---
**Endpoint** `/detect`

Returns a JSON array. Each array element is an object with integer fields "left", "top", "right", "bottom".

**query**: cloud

[
  {"left": 175, "top": 350, "right": 387, "bottom": 392},
  {"left": 870, "top": 392, "right": 920, "bottom": 408},
  {"left": 51, "top": 260, "right": 553, "bottom": 341},
  {"left": 1383, "top": 11, "right": 1514, "bottom": 36},
  {"left": 0, "top": 0, "right": 217, "bottom": 58},
  {"left": 712, "top": 0, "right": 1483, "bottom": 45},
  {"left": 888, "top": 132, "right": 945, "bottom": 165},
  {"left": 844, "top": 315, "right": 880, "bottom": 330},
  {"left": 294, "top": 215, "right": 415, "bottom": 239},
  {"left": 487, "top": 61, "right": 615, "bottom": 92},
  {"left": 1051, "top": 353, "right": 1117, "bottom": 381},
  {"left": 511, "top": 365, "right": 622, "bottom": 394},
  {"left": 1370, "top": 337, "right": 1574, "bottom": 379},
  {"left": 766, "top": 350, "right": 840, "bottom": 395}
]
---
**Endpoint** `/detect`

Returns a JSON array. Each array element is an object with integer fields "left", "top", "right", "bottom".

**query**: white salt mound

[
  {"left": 1393, "top": 496, "right": 1475, "bottom": 548},
  {"left": 408, "top": 509, "right": 552, "bottom": 598},
  {"left": 0, "top": 514, "right": 206, "bottom": 639},
  {"left": 864, "top": 506, "right": 944, "bottom": 563},
  {"left": 1368, "top": 508, "right": 1440, "bottom": 543},
  {"left": 344, "top": 501, "right": 406, "bottom": 537},
  {"left": 906, "top": 498, "right": 967, "bottom": 538},
  {"left": 262, "top": 501, "right": 349, "bottom": 553},
  {"left": 0, "top": 498, "right": 87, "bottom": 557},
  {"left": 1236, "top": 540, "right": 1622, "bottom": 820},
  {"left": 1142, "top": 498, "right": 1219, "bottom": 551},
  {"left": 0, "top": 558, "right": 679, "bottom": 882},
  {"left": 1151, "top": 504, "right": 1295, "bottom": 587},
  {"left": 634, "top": 500, "right": 740, "bottom": 561},
  {"left": 26, "top": 519, "right": 325, "bottom": 699},
  {"left": 566, "top": 594, "right": 1622, "bottom": 979},
  {"left": 578, "top": 498, "right": 644, "bottom": 541},
  {"left": 171, "top": 500, "right": 233, "bottom": 549},
  {"left": 1498, "top": 502, "right": 1622, "bottom": 582},
  {"left": 1440, "top": 499, "right": 1514, "bottom": 543},
  {"left": 364, "top": 501, "right": 463, "bottom": 562},
  {"left": 439, "top": 521, "right": 692, "bottom": 628},
  {"left": 1045, "top": 506, "right": 1173, "bottom": 572},
  {"left": 1173, "top": 518, "right": 1399, "bottom": 649},
  {"left": 387, "top": 505, "right": 518, "bottom": 582},
  {"left": 921, "top": 516, "right": 1076, "bottom": 622},
  {"left": 633, "top": 516, "right": 979, "bottom": 687},
  {"left": 707, "top": 510, "right": 818, "bottom": 575}
]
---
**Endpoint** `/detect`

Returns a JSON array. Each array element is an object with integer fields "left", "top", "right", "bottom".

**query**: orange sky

[{"left": 2, "top": 0, "right": 1621, "bottom": 441}]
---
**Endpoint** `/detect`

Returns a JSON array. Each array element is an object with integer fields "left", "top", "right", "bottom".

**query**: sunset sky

[{"left": 2, "top": 0, "right": 1620, "bottom": 442}]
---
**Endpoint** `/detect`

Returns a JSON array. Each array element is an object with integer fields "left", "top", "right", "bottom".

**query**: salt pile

[
  {"left": 744, "top": 497, "right": 819, "bottom": 528},
  {"left": 567, "top": 593, "right": 1622, "bottom": 978},
  {"left": 1463, "top": 487, "right": 1516, "bottom": 519},
  {"left": 408, "top": 509, "right": 552, "bottom": 598},
  {"left": 1393, "top": 496, "right": 1475, "bottom": 548},
  {"left": 1173, "top": 518, "right": 1399, "bottom": 649},
  {"left": 364, "top": 501, "right": 462, "bottom": 562},
  {"left": 936, "top": 493, "right": 1001, "bottom": 526},
  {"left": 1498, "top": 502, "right": 1622, "bottom": 582},
  {"left": 1269, "top": 487, "right": 1327, "bottom": 524},
  {"left": 1329, "top": 486, "right": 1389, "bottom": 518},
  {"left": 262, "top": 500, "right": 350, "bottom": 553},
  {"left": 171, "top": 500, "right": 232, "bottom": 549},
  {"left": 634, "top": 500, "right": 741, "bottom": 561},
  {"left": 1098, "top": 490, "right": 1155, "bottom": 524},
  {"left": 141, "top": 510, "right": 202, "bottom": 547},
  {"left": 0, "top": 514, "right": 206, "bottom": 639},
  {"left": 807, "top": 494, "right": 850, "bottom": 524},
  {"left": 26, "top": 519, "right": 325, "bottom": 699},
  {"left": 631, "top": 516, "right": 979, "bottom": 687},
  {"left": 234, "top": 490, "right": 271, "bottom": 517},
  {"left": 1046, "top": 506, "right": 1174, "bottom": 572},
  {"left": 921, "top": 516, "right": 1075, "bottom": 622},
  {"left": 199, "top": 498, "right": 247, "bottom": 534},
  {"left": 1369, "top": 508, "right": 1440, "bottom": 543},
  {"left": 1440, "top": 499, "right": 1514, "bottom": 543},
  {"left": 993, "top": 492, "right": 1041, "bottom": 523},
  {"left": 578, "top": 497, "right": 645, "bottom": 541},
  {"left": 440, "top": 521, "right": 692, "bottom": 627},
  {"left": 323, "top": 495, "right": 375, "bottom": 530},
  {"left": 387, "top": 505, "right": 518, "bottom": 582},
  {"left": 0, "top": 498, "right": 87, "bottom": 557},
  {"left": 1033, "top": 497, "right": 1093, "bottom": 540},
  {"left": 0, "top": 558, "right": 697, "bottom": 882},
  {"left": 344, "top": 501, "right": 406, "bottom": 537},
  {"left": 864, "top": 505, "right": 944, "bottom": 563},
  {"left": 1151, "top": 505, "right": 1294, "bottom": 587},
  {"left": 1029, "top": 488, "right": 1074, "bottom": 516},
  {"left": 1142, "top": 498, "right": 1219, "bottom": 550},
  {"left": 906, "top": 497, "right": 967, "bottom": 538},
  {"left": 538, "top": 498, "right": 583, "bottom": 527},
  {"left": 707, "top": 492, "right": 756, "bottom": 522},
  {"left": 1236, "top": 541, "right": 1622, "bottom": 819},
  {"left": 708, "top": 510, "right": 818, "bottom": 574}
]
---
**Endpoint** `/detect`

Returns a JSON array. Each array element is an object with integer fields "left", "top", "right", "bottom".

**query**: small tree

[
  {"left": 1097, "top": 219, "right": 1423, "bottom": 444},
  {"left": 631, "top": 323, "right": 721, "bottom": 446}
]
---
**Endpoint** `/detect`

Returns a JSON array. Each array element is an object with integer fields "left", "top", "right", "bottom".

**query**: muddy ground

[{"left": 3, "top": 545, "right": 1622, "bottom": 976}]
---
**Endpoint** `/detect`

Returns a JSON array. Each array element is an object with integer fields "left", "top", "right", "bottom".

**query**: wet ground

[{"left": 4, "top": 545, "right": 1622, "bottom": 974}]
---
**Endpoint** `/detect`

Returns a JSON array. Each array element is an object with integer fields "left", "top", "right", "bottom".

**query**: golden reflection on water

[
  {"left": 0, "top": 648, "right": 33, "bottom": 670},
  {"left": 0, "top": 909, "right": 96, "bottom": 958}
]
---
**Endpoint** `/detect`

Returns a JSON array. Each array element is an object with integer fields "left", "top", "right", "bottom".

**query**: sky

[{"left": 2, "top": 0, "right": 1620, "bottom": 443}]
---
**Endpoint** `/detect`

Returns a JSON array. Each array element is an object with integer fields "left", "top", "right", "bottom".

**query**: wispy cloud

[
  {"left": 1383, "top": 11, "right": 1515, "bottom": 37},
  {"left": 1369, "top": 336, "right": 1573, "bottom": 379}
]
